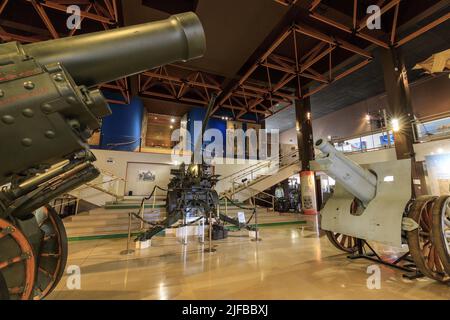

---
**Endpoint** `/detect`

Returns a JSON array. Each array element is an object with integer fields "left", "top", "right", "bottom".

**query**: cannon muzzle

[
  {"left": 23, "top": 12, "right": 206, "bottom": 86},
  {"left": 315, "top": 139, "right": 377, "bottom": 205}
]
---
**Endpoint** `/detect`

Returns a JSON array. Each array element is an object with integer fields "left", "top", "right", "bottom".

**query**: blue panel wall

[
  {"left": 99, "top": 93, "right": 144, "bottom": 152},
  {"left": 188, "top": 107, "right": 226, "bottom": 157}
]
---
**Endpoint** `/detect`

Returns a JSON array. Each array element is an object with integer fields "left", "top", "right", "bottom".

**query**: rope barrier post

[
  {"left": 198, "top": 216, "right": 205, "bottom": 244},
  {"left": 182, "top": 212, "right": 188, "bottom": 245},
  {"left": 225, "top": 197, "right": 228, "bottom": 216},
  {"left": 204, "top": 207, "right": 216, "bottom": 253},
  {"left": 120, "top": 212, "right": 135, "bottom": 255},
  {"left": 152, "top": 188, "right": 157, "bottom": 209},
  {"left": 139, "top": 199, "right": 145, "bottom": 231},
  {"left": 251, "top": 198, "right": 261, "bottom": 242}
]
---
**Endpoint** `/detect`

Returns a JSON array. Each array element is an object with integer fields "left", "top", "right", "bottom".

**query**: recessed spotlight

[
  {"left": 170, "top": 125, "right": 173, "bottom": 129},
  {"left": 170, "top": 118, "right": 175, "bottom": 123},
  {"left": 154, "top": 117, "right": 158, "bottom": 120}
]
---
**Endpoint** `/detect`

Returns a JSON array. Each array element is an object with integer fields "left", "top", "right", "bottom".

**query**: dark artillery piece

[
  {"left": 314, "top": 139, "right": 449, "bottom": 283},
  {"left": 0, "top": 12, "right": 206, "bottom": 299},
  {"left": 136, "top": 95, "right": 256, "bottom": 243}
]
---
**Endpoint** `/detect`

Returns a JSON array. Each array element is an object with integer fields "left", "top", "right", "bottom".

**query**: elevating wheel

[
  {"left": 32, "top": 205, "right": 68, "bottom": 299},
  {"left": 407, "top": 196, "right": 449, "bottom": 282},
  {"left": 431, "top": 196, "right": 450, "bottom": 276},
  {"left": 325, "top": 231, "right": 359, "bottom": 253},
  {"left": 0, "top": 218, "right": 36, "bottom": 300}
]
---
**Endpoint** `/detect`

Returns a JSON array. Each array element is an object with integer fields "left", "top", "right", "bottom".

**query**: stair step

[
  {"left": 64, "top": 217, "right": 161, "bottom": 228},
  {"left": 70, "top": 212, "right": 162, "bottom": 220},
  {"left": 66, "top": 227, "right": 142, "bottom": 237}
]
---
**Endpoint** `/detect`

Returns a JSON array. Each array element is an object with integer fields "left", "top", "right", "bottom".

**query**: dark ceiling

[
  {"left": 311, "top": 18, "right": 450, "bottom": 118},
  {"left": 125, "top": 0, "right": 449, "bottom": 119},
  {"left": 123, "top": 0, "right": 288, "bottom": 78}
]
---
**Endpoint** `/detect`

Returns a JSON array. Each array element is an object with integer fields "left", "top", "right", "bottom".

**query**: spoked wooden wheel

[
  {"left": 32, "top": 205, "right": 68, "bottom": 299},
  {"left": 407, "top": 196, "right": 449, "bottom": 282},
  {"left": 324, "top": 198, "right": 360, "bottom": 253},
  {"left": 431, "top": 196, "right": 450, "bottom": 276},
  {"left": 0, "top": 218, "right": 36, "bottom": 300},
  {"left": 325, "top": 231, "right": 359, "bottom": 253}
]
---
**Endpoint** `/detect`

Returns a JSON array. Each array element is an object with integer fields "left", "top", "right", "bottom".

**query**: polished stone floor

[{"left": 49, "top": 222, "right": 450, "bottom": 300}]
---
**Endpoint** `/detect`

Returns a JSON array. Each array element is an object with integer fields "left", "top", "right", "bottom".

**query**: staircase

[
  {"left": 219, "top": 150, "right": 301, "bottom": 202},
  {"left": 62, "top": 198, "right": 303, "bottom": 239},
  {"left": 63, "top": 202, "right": 165, "bottom": 239},
  {"left": 61, "top": 151, "right": 304, "bottom": 240}
]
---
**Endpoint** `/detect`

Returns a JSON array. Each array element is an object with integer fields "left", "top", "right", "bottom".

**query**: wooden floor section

[{"left": 49, "top": 218, "right": 450, "bottom": 300}]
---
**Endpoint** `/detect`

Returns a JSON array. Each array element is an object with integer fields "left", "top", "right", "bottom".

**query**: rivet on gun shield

[
  {"left": 23, "top": 81, "right": 35, "bottom": 90},
  {"left": 21, "top": 138, "right": 33, "bottom": 147},
  {"left": 45, "top": 130, "right": 56, "bottom": 139},
  {"left": 22, "top": 109, "right": 34, "bottom": 118},
  {"left": 1, "top": 115, "right": 14, "bottom": 124}
]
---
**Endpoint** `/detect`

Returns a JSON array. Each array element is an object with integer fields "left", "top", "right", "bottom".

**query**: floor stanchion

[
  {"left": 251, "top": 198, "right": 261, "bottom": 242},
  {"left": 204, "top": 208, "right": 216, "bottom": 253},
  {"left": 120, "top": 212, "right": 135, "bottom": 255}
]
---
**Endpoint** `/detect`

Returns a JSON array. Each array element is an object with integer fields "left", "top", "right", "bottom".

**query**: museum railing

[
  {"left": 71, "top": 169, "right": 126, "bottom": 203},
  {"left": 329, "top": 127, "right": 395, "bottom": 155},
  {"left": 251, "top": 189, "right": 276, "bottom": 211},
  {"left": 221, "top": 149, "right": 300, "bottom": 199}
]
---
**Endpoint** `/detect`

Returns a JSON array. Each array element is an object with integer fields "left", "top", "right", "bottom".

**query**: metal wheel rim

[
  {"left": 407, "top": 196, "right": 449, "bottom": 282},
  {"left": 441, "top": 198, "right": 450, "bottom": 255},
  {"left": 431, "top": 196, "right": 450, "bottom": 276},
  {"left": 0, "top": 218, "right": 36, "bottom": 300},
  {"left": 32, "top": 205, "right": 68, "bottom": 299}
]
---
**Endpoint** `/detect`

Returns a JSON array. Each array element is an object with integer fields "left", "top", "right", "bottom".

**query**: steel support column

[
  {"left": 380, "top": 48, "right": 415, "bottom": 160},
  {"left": 295, "top": 95, "right": 319, "bottom": 215},
  {"left": 295, "top": 97, "right": 314, "bottom": 170}
]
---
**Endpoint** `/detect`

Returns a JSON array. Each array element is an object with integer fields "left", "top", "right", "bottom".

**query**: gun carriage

[
  {"left": 0, "top": 12, "right": 206, "bottom": 299},
  {"left": 136, "top": 95, "right": 256, "bottom": 243},
  {"left": 314, "top": 139, "right": 450, "bottom": 282}
]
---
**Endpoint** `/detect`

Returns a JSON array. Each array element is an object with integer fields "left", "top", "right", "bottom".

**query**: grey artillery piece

[
  {"left": 314, "top": 139, "right": 450, "bottom": 283},
  {"left": 0, "top": 12, "right": 206, "bottom": 300}
]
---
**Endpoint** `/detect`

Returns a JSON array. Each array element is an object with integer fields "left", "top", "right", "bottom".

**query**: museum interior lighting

[{"left": 0, "top": 0, "right": 449, "bottom": 306}]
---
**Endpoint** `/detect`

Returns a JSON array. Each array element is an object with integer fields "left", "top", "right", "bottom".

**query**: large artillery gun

[
  {"left": 0, "top": 12, "right": 206, "bottom": 300},
  {"left": 314, "top": 139, "right": 449, "bottom": 282},
  {"left": 136, "top": 95, "right": 256, "bottom": 243}
]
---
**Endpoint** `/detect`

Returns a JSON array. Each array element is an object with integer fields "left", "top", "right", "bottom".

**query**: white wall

[{"left": 90, "top": 149, "right": 267, "bottom": 197}]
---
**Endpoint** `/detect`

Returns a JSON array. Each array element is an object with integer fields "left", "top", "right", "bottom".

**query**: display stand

[
  {"left": 250, "top": 199, "right": 261, "bottom": 242},
  {"left": 198, "top": 217, "right": 205, "bottom": 244},
  {"left": 181, "top": 213, "right": 188, "bottom": 245},
  {"left": 120, "top": 212, "right": 135, "bottom": 255},
  {"left": 348, "top": 239, "right": 424, "bottom": 279},
  {"left": 204, "top": 208, "right": 216, "bottom": 253}
]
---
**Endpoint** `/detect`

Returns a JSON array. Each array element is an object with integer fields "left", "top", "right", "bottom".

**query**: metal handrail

[
  {"left": 221, "top": 151, "right": 300, "bottom": 199},
  {"left": 227, "top": 149, "right": 298, "bottom": 184},
  {"left": 232, "top": 150, "right": 298, "bottom": 183},
  {"left": 252, "top": 189, "right": 275, "bottom": 211},
  {"left": 74, "top": 169, "right": 125, "bottom": 201}
]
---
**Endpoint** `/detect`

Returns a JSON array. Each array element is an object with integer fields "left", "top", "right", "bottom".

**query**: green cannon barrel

[{"left": 23, "top": 12, "right": 206, "bottom": 86}]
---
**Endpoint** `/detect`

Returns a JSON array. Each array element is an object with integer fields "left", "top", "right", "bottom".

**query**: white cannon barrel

[{"left": 315, "top": 139, "right": 377, "bottom": 205}]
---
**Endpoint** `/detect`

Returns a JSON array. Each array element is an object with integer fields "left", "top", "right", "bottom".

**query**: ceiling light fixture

[{"left": 391, "top": 118, "right": 400, "bottom": 132}]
